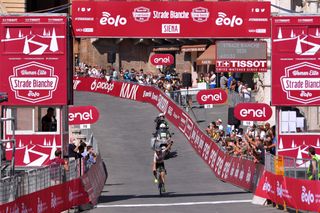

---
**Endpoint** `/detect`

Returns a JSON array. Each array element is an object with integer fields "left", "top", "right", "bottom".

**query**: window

[
  {"left": 6, "top": 106, "right": 59, "bottom": 134},
  {"left": 280, "top": 107, "right": 320, "bottom": 134}
]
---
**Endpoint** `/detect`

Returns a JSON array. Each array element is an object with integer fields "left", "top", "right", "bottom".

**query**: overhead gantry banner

[{"left": 72, "top": 1, "right": 270, "bottom": 38}]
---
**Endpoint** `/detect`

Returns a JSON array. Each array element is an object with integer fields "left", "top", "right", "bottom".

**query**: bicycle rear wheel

[{"left": 158, "top": 182, "right": 163, "bottom": 196}]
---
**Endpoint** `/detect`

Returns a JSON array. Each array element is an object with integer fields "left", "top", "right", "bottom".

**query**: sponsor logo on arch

[
  {"left": 234, "top": 103, "right": 272, "bottom": 121},
  {"left": 196, "top": 89, "right": 227, "bottom": 105},
  {"left": 150, "top": 54, "right": 174, "bottom": 65}
]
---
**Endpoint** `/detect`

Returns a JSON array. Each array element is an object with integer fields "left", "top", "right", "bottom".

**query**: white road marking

[{"left": 97, "top": 199, "right": 252, "bottom": 208}]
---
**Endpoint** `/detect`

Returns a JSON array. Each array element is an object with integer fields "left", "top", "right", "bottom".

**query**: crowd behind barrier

[{"left": 74, "top": 63, "right": 256, "bottom": 104}]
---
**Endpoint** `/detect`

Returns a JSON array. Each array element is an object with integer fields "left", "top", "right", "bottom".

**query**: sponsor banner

[
  {"left": 216, "top": 59, "right": 267, "bottom": 72},
  {"left": 234, "top": 103, "right": 272, "bottom": 121},
  {"left": 5, "top": 134, "right": 62, "bottom": 166},
  {"left": 73, "top": 77, "right": 259, "bottom": 191},
  {"left": 150, "top": 54, "right": 174, "bottom": 66},
  {"left": 277, "top": 134, "right": 320, "bottom": 159},
  {"left": 0, "top": 16, "right": 68, "bottom": 105},
  {"left": 216, "top": 41, "right": 267, "bottom": 72},
  {"left": 0, "top": 178, "right": 89, "bottom": 213},
  {"left": 272, "top": 16, "right": 320, "bottom": 105},
  {"left": 81, "top": 155, "right": 107, "bottom": 205},
  {"left": 72, "top": 1, "right": 270, "bottom": 38},
  {"left": 196, "top": 89, "right": 228, "bottom": 105},
  {"left": 255, "top": 171, "right": 320, "bottom": 212},
  {"left": 69, "top": 105, "right": 100, "bottom": 125}
]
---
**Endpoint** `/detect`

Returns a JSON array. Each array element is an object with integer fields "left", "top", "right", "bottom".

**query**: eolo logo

[
  {"left": 100, "top": 12, "right": 127, "bottom": 27},
  {"left": 215, "top": 12, "right": 243, "bottom": 27}
]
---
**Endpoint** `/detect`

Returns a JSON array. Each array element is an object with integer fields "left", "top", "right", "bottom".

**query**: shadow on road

[{"left": 98, "top": 191, "right": 249, "bottom": 203}]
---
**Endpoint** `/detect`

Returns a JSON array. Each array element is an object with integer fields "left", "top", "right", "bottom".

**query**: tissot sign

[
  {"left": 0, "top": 16, "right": 67, "bottom": 105},
  {"left": 272, "top": 16, "right": 320, "bottom": 105},
  {"left": 72, "top": 1, "right": 270, "bottom": 38},
  {"left": 216, "top": 41, "right": 267, "bottom": 72}
]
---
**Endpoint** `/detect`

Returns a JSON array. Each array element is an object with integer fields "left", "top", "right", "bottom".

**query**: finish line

[{"left": 97, "top": 199, "right": 252, "bottom": 208}]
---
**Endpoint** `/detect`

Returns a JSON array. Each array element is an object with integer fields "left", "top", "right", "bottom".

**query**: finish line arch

[{"left": 73, "top": 76, "right": 262, "bottom": 192}]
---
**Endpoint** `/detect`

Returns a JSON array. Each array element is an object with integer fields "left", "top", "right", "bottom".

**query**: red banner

[
  {"left": 81, "top": 155, "right": 107, "bottom": 205},
  {"left": 277, "top": 134, "right": 320, "bottom": 159},
  {"left": 73, "top": 77, "right": 259, "bottom": 191},
  {"left": 272, "top": 16, "right": 320, "bottom": 106},
  {"left": 72, "top": 1, "right": 270, "bottom": 38},
  {"left": 69, "top": 105, "right": 100, "bottom": 125},
  {"left": 0, "top": 179, "right": 89, "bottom": 213},
  {"left": 0, "top": 16, "right": 68, "bottom": 106},
  {"left": 255, "top": 171, "right": 320, "bottom": 212}
]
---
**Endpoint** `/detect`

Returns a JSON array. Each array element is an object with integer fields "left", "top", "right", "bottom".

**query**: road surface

[{"left": 74, "top": 91, "right": 279, "bottom": 213}]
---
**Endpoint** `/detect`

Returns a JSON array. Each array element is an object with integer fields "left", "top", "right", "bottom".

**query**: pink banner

[
  {"left": 277, "top": 134, "right": 320, "bottom": 159},
  {"left": 81, "top": 155, "right": 107, "bottom": 205},
  {"left": 73, "top": 77, "right": 259, "bottom": 191},
  {"left": 272, "top": 16, "right": 320, "bottom": 106},
  {"left": 72, "top": 1, "right": 270, "bottom": 38},
  {"left": 255, "top": 171, "right": 320, "bottom": 212},
  {"left": 0, "top": 16, "right": 68, "bottom": 106},
  {"left": 0, "top": 179, "right": 89, "bottom": 213}
]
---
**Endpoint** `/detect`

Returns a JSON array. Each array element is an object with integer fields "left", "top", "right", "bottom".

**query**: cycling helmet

[
  {"left": 159, "top": 123, "right": 167, "bottom": 128},
  {"left": 158, "top": 113, "right": 165, "bottom": 117}
]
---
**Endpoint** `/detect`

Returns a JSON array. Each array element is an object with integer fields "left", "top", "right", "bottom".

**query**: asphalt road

[{"left": 74, "top": 91, "right": 280, "bottom": 213}]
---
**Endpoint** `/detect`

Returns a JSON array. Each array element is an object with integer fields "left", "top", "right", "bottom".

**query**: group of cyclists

[{"left": 151, "top": 113, "right": 174, "bottom": 195}]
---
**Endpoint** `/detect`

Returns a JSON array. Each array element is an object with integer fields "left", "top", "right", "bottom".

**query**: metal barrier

[
  {"left": 170, "top": 87, "right": 255, "bottom": 108},
  {"left": 264, "top": 152, "right": 313, "bottom": 179},
  {"left": 0, "top": 158, "right": 81, "bottom": 205}
]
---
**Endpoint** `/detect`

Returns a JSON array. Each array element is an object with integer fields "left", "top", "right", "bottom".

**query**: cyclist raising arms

[{"left": 152, "top": 141, "right": 173, "bottom": 193}]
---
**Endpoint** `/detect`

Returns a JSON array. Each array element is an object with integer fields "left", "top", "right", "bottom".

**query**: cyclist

[
  {"left": 152, "top": 141, "right": 173, "bottom": 193},
  {"left": 155, "top": 113, "right": 169, "bottom": 131}
]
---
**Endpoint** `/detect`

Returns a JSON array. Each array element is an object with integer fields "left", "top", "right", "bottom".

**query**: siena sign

[
  {"left": 234, "top": 103, "right": 272, "bottom": 121},
  {"left": 69, "top": 105, "right": 100, "bottom": 125}
]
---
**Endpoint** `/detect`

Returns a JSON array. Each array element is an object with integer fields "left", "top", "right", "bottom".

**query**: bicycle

[{"left": 154, "top": 169, "right": 166, "bottom": 196}]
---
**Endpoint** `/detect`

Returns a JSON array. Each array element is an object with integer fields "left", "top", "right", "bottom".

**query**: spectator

[
  {"left": 216, "top": 119, "right": 224, "bottom": 131},
  {"left": 209, "top": 71, "right": 216, "bottom": 89},
  {"left": 242, "top": 84, "right": 251, "bottom": 102},
  {"left": 49, "top": 149, "right": 68, "bottom": 184},
  {"left": 68, "top": 137, "right": 82, "bottom": 159},
  {"left": 85, "top": 146, "right": 97, "bottom": 171},
  {"left": 307, "top": 147, "right": 319, "bottom": 180},
  {"left": 220, "top": 73, "right": 228, "bottom": 89},
  {"left": 41, "top": 107, "right": 57, "bottom": 132},
  {"left": 227, "top": 73, "right": 234, "bottom": 89}
]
